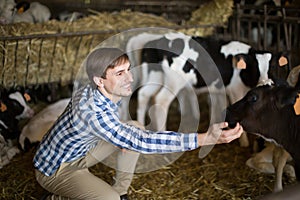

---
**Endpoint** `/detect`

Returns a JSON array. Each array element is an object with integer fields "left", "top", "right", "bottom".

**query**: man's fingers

[
  {"left": 218, "top": 122, "right": 229, "bottom": 129},
  {"left": 221, "top": 123, "right": 243, "bottom": 143}
]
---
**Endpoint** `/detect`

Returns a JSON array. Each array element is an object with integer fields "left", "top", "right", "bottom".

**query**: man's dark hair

[{"left": 86, "top": 47, "right": 129, "bottom": 88}]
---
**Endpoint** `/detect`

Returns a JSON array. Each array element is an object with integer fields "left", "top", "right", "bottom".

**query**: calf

[
  {"left": 19, "top": 98, "right": 70, "bottom": 151},
  {"left": 12, "top": 1, "right": 51, "bottom": 23},
  {"left": 58, "top": 11, "right": 85, "bottom": 22},
  {"left": 225, "top": 84, "right": 300, "bottom": 190},
  {"left": 0, "top": 0, "right": 15, "bottom": 24},
  {"left": 7, "top": 88, "right": 35, "bottom": 120},
  {"left": 0, "top": 88, "right": 34, "bottom": 167},
  {"left": 0, "top": 88, "right": 34, "bottom": 137},
  {"left": 128, "top": 32, "right": 288, "bottom": 147},
  {"left": 244, "top": 65, "right": 300, "bottom": 192},
  {"left": 119, "top": 32, "right": 165, "bottom": 121}
]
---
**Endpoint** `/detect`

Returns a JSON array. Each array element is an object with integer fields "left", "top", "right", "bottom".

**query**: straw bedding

[{"left": 0, "top": 94, "right": 297, "bottom": 200}]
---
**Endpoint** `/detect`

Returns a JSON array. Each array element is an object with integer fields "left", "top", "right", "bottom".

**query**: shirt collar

[{"left": 93, "top": 87, "right": 120, "bottom": 111}]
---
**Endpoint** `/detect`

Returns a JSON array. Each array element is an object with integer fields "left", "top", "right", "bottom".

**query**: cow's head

[
  {"left": 1, "top": 88, "right": 35, "bottom": 120},
  {"left": 225, "top": 83, "right": 299, "bottom": 140},
  {"left": 232, "top": 51, "right": 289, "bottom": 87}
]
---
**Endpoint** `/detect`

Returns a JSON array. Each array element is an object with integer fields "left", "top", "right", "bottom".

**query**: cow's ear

[
  {"left": 233, "top": 55, "right": 246, "bottom": 69},
  {"left": 0, "top": 102, "right": 7, "bottom": 112},
  {"left": 23, "top": 93, "right": 31, "bottom": 102},
  {"left": 276, "top": 87, "right": 299, "bottom": 109},
  {"left": 294, "top": 94, "right": 300, "bottom": 115}
]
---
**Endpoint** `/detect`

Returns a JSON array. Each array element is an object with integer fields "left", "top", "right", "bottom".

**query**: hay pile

[
  {"left": 0, "top": 10, "right": 177, "bottom": 36},
  {"left": 0, "top": 0, "right": 234, "bottom": 89},
  {"left": 0, "top": 10, "right": 178, "bottom": 88},
  {"left": 182, "top": 0, "right": 234, "bottom": 36}
]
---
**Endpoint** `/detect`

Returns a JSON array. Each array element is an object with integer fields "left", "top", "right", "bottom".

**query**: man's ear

[{"left": 93, "top": 76, "right": 104, "bottom": 87}]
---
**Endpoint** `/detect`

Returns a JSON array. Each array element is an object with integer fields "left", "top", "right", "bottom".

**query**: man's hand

[{"left": 197, "top": 122, "right": 243, "bottom": 146}]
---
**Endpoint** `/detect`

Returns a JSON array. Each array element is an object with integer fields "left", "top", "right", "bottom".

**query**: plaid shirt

[{"left": 33, "top": 84, "right": 198, "bottom": 176}]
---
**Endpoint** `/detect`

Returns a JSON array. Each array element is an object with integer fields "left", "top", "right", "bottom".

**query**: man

[{"left": 33, "top": 47, "right": 243, "bottom": 200}]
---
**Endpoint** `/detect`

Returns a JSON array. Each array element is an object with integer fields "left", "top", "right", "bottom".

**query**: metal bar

[
  {"left": 13, "top": 40, "right": 18, "bottom": 87},
  {"left": 71, "top": 36, "right": 83, "bottom": 83},
  {"left": 60, "top": 37, "right": 71, "bottom": 85},
  {"left": 37, "top": 39, "right": 44, "bottom": 85},
  {"left": 257, "top": 21, "right": 262, "bottom": 49},
  {"left": 263, "top": 5, "right": 267, "bottom": 50},
  {"left": 0, "top": 24, "right": 223, "bottom": 41},
  {"left": 25, "top": 39, "right": 31, "bottom": 86},
  {"left": 48, "top": 37, "right": 58, "bottom": 83},
  {"left": 1, "top": 41, "right": 6, "bottom": 86},
  {"left": 276, "top": 23, "right": 280, "bottom": 52}
]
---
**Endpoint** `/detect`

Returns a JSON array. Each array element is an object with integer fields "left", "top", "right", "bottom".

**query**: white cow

[{"left": 19, "top": 98, "right": 70, "bottom": 151}]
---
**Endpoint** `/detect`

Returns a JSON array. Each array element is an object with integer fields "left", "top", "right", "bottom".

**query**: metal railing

[
  {"left": 226, "top": 4, "right": 300, "bottom": 68},
  {"left": 0, "top": 29, "right": 120, "bottom": 88},
  {"left": 0, "top": 4, "right": 299, "bottom": 88}
]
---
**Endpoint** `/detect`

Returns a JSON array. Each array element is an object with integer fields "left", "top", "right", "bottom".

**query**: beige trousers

[{"left": 35, "top": 140, "right": 140, "bottom": 200}]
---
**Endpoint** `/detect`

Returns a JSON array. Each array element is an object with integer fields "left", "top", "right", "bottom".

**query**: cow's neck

[{"left": 270, "top": 109, "right": 300, "bottom": 167}]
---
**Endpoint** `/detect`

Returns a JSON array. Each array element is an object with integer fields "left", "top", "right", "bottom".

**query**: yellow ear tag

[
  {"left": 0, "top": 102, "right": 7, "bottom": 112},
  {"left": 294, "top": 94, "right": 300, "bottom": 115},
  {"left": 279, "top": 56, "right": 288, "bottom": 67},
  {"left": 237, "top": 59, "right": 246, "bottom": 69},
  {"left": 24, "top": 93, "right": 31, "bottom": 102},
  {"left": 18, "top": 7, "right": 24, "bottom": 14}
]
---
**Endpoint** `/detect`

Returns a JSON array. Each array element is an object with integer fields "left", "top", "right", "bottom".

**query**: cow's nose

[{"left": 224, "top": 109, "right": 237, "bottom": 129}]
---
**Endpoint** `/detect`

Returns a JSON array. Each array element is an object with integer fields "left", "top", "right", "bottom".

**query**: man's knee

[{"left": 99, "top": 190, "right": 120, "bottom": 200}]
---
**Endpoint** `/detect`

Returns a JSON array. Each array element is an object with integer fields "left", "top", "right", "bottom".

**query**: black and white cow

[
  {"left": 225, "top": 84, "right": 300, "bottom": 189},
  {"left": 13, "top": 1, "right": 51, "bottom": 23},
  {"left": 0, "top": 88, "right": 34, "bottom": 168},
  {"left": 6, "top": 88, "right": 35, "bottom": 120},
  {"left": 119, "top": 33, "right": 165, "bottom": 121},
  {"left": 0, "top": 87, "right": 34, "bottom": 141},
  {"left": 125, "top": 32, "right": 288, "bottom": 147},
  {"left": 0, "top": 92, "right": 23, "bottom": 141},
  {"left": 0, "top": 88, "right": 34, "bottom": 126}
]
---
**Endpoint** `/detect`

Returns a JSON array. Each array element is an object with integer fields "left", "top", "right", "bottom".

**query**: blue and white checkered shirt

[{"left": 33, "top": 84, "right": 198, "bottom": 176}]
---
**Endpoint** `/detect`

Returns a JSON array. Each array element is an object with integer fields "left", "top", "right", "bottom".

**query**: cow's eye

[{"left": 247, "top": 94, "right": 258, "bottom": 103}]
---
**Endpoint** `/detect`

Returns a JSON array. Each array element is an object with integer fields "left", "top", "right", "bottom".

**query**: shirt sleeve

[{"left": 91, "top": 110, "right": 199, "bottom": 154}]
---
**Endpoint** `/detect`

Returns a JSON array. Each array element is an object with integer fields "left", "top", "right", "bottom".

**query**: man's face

[{"left": 101, "top": 61, "right": 133, "bottom": 101}]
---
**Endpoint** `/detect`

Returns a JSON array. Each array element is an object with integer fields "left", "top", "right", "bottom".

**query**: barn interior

[{"left": 0, "top": 0, "right": 300, "bottom": 199}]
